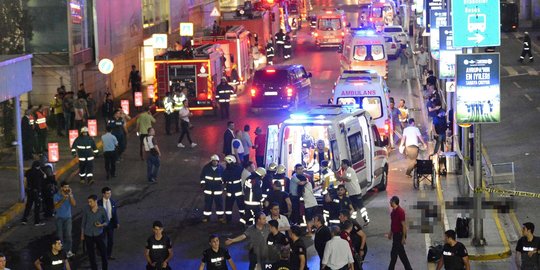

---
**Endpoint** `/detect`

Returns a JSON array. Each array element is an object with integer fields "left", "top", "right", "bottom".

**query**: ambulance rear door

[
  {"left": 265, "top": 124, "right": 281, "bottom": 168},
  {"left": 342, "top": 116, "right": 370, "bottom": 189},
  {"left": 356, "top": 113, "right": 375, "bottom": 191}
]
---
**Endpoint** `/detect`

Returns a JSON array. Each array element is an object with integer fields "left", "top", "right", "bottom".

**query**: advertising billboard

[
  {"left": 456, "top": 53, "right": 500, "bottom": 124},
  {"left": 439, "top": 49, "right": 461, "bottom": 79}
]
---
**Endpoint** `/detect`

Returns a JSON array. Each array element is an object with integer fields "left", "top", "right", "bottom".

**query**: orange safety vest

[{"left": 35, "top": 111, "right": 47, "bottom": 129}]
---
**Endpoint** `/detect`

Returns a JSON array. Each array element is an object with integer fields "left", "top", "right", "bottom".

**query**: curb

[{"left": 0, "top": 115, "right": 139, "bottom": 230}]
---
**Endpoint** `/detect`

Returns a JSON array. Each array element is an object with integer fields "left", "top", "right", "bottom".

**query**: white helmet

[
  {"left": 276, "top": 164, "right": 286, "bottom": 174},
  {"left": 224, "top": 155, "right": 236, "bottom": 164},
  {"left": 267, "top": 162, "right": 278, "bottom": 172},
  {"left": 210, "top": 154, "right": 220, "bottom": 161},
  {"left": 80, "top": 126, "right": 89, "bottom": 133},
  {"left": 255, "top": 167, "right": 267, "bottom": 177}
]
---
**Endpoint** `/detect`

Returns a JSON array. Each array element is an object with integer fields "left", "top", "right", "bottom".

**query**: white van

[
  {"left": 265, "top": 106, "right": 389, "bottom": 199},
  {"left": 339, "top": 29, "right": 388, "bottom": 78},
  {"left": 332, "top": 70, "right": 392, "bottom": 141}
]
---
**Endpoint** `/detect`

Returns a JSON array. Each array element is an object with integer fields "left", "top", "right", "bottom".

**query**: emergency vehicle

[
  {"left": 339, "top": 29, "right": 388, "bottom": 78},
  {"left": 221, "top": 5, "right": 280, "bottom": 47},
  {"left": 265, "top": 106, "right": 389, "bottom": 199},
  {"left": 193, "top": 25, "right": 252, "bottom": 85},
  {"left": 368, "top": 0, "right": 397, "bottom": 32},
  {"left": 153, "top": 44, "right": 224, "bottom": 114},
  {"left": 332, "top": 70, "right": 392, "bottom": 141},
  {"left": 311, "top": 9, "right": 348, "bottom": 48}
]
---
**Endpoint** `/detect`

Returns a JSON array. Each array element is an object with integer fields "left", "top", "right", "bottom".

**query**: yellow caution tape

[{"left": 475, "top": 187, "right": 540, "bottom": 199}]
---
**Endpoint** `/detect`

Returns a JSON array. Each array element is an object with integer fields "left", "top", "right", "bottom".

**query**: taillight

[
  {"left": 384, "top": 119, "right": 391, "bottom": 133},
  {"left": 341, "top": 32, "right": 345, "bottom": 36},
  {"left": 286, "top": 86, "right": 294, "bottom": 97},
  {"left": 312, "top": 32, "right": 318, "bottom": 37},
  {"left": 251, "top": 88, "right": 257, "bottom": 97}
]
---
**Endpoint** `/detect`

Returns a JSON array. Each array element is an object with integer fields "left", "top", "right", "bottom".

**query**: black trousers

[
  {"left": 55, "top": 114, "right": 64, "bottom": 135},
  {"left": 171, "top": 112, "right": 180, "bottom": 133},
  {"left": 104, "top": 226, "right": 115, "bottom": 257},
  {"left": 36, "top": 128, "right": 47, "bottom": 154},
  {"left": 85, "top": 233, "right": 108, "bottom": 270},
  {"left": 203, "top": 193, "right": 224, "bottom": 218},
  {"left": 388, "top": 232, "right": 412, "bottom": 270},
  {"left": 290, "top": 195, "right": 301, "bottom": 224},
  {"left": 104, "top": 151, "right": 117, "bottom": 177},
  {"left": 22, "top": 190, "right": 41, "bottom": 223},
  {"left": 42, "top": 192, "right": 54, "bottom": 218},
  {"left": 164, "top": 113, "right": 172, "bottom": 135},
  {"left": 225, "top": 191, "right": 245, "bottom": 222},
  {"left": 220, "top": 102, "right": 230, "bottom": 119},
  {"left": 255, "top": 155, "right": 264, "bottom": 168},
  {"left": 22, "top": 135, "right": 34, "bottom": 160},
  {"left": 178, "top": 120, "right": 192, "bottom": 144},
  {"left": 520, "top": 49, "right": 533, "bottom": 60},
  {"left": 79, "top": 160, "right": 94, "bottom": 181},
  {"left": 243, "top": 204, "right": 261, "bottom": 226},
  {"left": 249, "top": 249, "right": 258, "bottom": 270}
]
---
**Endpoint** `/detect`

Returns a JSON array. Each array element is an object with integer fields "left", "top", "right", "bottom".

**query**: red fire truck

[
  {"left": 193, "top": 25, "right": 252, "bottom": 85},
  {"left": 154, "top": 44, "right": 224, "bottom": 114},
  {"left": 221, "top": 5, "right": 280, "bottom": 46}
]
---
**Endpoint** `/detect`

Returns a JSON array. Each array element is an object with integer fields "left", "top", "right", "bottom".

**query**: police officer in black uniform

[
  {"left": 323, "top": 184, "right": 354, "bottom": 225},
  {"left": 216, "top": 77, "right": 234, "bottom": 119},
  {"left": 223, "top": 155, "right": 245, "bottom": 223},
  {"left": 266, "top": 40, "right": 275, "bottom": 65},
  {"left": 200, "top": 155, "right": 225, "bottom": 223},
  {"left": 21, "top": 160, "right": 46, "bottom": 225},
  {"left": 243, "top": 167, "right": 266, "bottom": 226},
  {"left": 519, "top": 32, "right": 534, "bottom": 63}
]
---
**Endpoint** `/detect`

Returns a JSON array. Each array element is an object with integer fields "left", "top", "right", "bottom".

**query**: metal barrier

[{"left": 485, "top": 162, "right": 516, "bottom": 198}]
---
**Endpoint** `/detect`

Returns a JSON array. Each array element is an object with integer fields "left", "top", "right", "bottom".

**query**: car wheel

[{"left": 378, "top": 166, "right": 388, "bottom": 191}]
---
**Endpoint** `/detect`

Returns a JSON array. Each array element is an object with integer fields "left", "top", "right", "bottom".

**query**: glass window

[
  {"left": 337, "top": 97, "right": 383, "bottom": 119},
  {"left": 384, "top": 27, "right": 402, "bottom": 33},
  {"left": 371, "top": 45, "right": 385, "bottom": 60},
  {"left": 371, "top": 7, "right": 383, "bottom": 18},
  {"left": 318, "top": 18, "right": 342, "bottom": 30},
  {"left": 330, "top": 140, "right": 340, "bottom": 171},
  {"left": 353, "top": 45, "right": 368, "bottom": 61},
  {"left": 348, "top": 132, "right": 364, "bottom": 164},
  {"left": 371, "top": 125, "right": 382, "bottom": 145},
  {"left": 253, "top": 70, "right": 289, "bottom": 84}
]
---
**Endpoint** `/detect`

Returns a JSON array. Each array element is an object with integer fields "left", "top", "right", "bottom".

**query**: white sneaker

[
  {"left": 177, "top": 143, "right": 185, "bottom": 148},
  {"left": 191, "top": 143, "right": 197, "bottom": 148},
  {"left": 67, "top": 251, "right": 74, "bottom": 258}
]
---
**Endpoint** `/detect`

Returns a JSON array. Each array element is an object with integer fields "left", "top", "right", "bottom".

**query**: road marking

[
  {"left": 522, "top": 65, "right": 539, "bottom": 76},
  {"left": 524, "top": 94, "right": 533, "bottom": 101},
  {"left": 504, "top": 66, "right": 519, "bottom": 76},
  {"left": 512, "top": 81, "right": 521, "bottom": 89}
]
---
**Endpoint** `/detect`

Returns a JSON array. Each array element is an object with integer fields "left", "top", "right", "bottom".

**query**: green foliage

[{"left": 0, "top": 0, "right": 33, "bottom": 54}]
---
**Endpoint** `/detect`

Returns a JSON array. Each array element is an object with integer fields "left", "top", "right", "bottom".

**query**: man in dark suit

[
  {"left": 223, "top": 121, "right": 235, "bottom": 156},
  {"left": 313, "top": 214, "right": 332, "bottom": 268},
  {"left": 98, "top": 186, "right": 119, "bottom": 260}
]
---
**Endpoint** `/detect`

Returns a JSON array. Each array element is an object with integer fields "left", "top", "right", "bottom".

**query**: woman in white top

[
  {"left": 400, "top": 118, "right": 426, "bottom": 177},
  {"left": 302, "top": 180, "right": 318, "bottom": 234},
  {"left": 177, "top": 99, "right": 197, "bottom": 148}
]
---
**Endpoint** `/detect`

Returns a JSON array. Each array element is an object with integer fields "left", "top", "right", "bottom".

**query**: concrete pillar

[{"left": 14, "top": 96, "right": 26, "bottom": 202}]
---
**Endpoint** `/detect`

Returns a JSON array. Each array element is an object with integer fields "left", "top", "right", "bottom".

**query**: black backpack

[
  {"left": 427, "top": 244, "right": 443, "bottom": 262},
  {"left": 456, "top": 217, "right": 470, "bottom": 238}
]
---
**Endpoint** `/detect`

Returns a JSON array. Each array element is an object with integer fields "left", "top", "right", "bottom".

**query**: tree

[{"left": 0, "top": 0, "right": 33, "bottom": 146}]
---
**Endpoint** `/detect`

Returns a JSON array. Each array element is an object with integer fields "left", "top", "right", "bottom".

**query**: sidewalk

[{"left": 0, "top": 89, "right": 145, "bottom": 230}]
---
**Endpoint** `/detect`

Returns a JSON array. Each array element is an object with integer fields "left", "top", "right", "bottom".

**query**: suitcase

[
  {"left": 445, "top": 152, "right": 459, "bottom": 174},
  {"left": 455, "top": 217, "right": 470, "bottom": 238}
]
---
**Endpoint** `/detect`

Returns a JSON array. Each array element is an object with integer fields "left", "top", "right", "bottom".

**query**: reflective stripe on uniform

[
  {"left": 204, "top": 190, "right": 212, "bottom": 195},
  {"left": 234, "top": 191, "right": 243, "bottom": 196},
  {"left": 245, "top": 201, "right": 260, "bottom": 206},
  {"left": 203, "top": 211, "right": 212, "bottom": 216},
  {"left": 225, "top": 211, "right": 233, "bottom": 215},
  {"left": 215, "top": 211, "right": 224, "bottom": 215},
  {"left": 87, "top": 156, "right": 94, "bottom": 161},
  {"left": 79, "top": 158, "right": 86, "bottom": 161},
  {"left": 214, "top": 191, "right": 223, "bottom": 195},
  {"left": 226, "top": 192, "right": 233, "bottom": 197},
  {"left": 232, "top": 179, "right": 242, "bottom": 184}
]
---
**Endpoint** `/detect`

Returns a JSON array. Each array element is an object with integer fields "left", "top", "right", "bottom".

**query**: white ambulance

[
  {"left": 265, "top": 106, "right": 390, "bottom": 199},
  {"left": 332, "top": 70, "right": 392, "bottom": 142},
  {"left": 339, "top": 28, "right": 388, "bottom": 79},
  {"left": 311, "top": 9, "right": 348, "bottom": 48}
]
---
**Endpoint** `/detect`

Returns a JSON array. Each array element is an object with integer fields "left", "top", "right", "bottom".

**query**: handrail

[{"left": 452, "top": 134, "right": 475, "bottom": 191}]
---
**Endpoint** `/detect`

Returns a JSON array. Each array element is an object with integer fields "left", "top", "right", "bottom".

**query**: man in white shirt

[
  {"left": 336, "top": 159, "right": 370, "bottom": 226},
  {"left": 400, "top": 118, "right": 426, "bottom": 177},
  {"left": 415, "top": 46, "right": 429, "bottom": 77},
  {"left": 241, "top": 161, "right": 255, "bottom": 189},
  {"left": 0, "top": 252, "right": 11, "bottom": 270},
  {"left": 241, "top": 125, "right": 253, "bottom": 164},
  {"left": 267, "top": 203, "right": 290, "bottom": 234},
  {"left": 322, "top": 225, "right": 354, "bottom": 270}
]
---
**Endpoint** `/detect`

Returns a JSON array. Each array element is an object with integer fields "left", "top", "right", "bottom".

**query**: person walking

[
  {"left": 128, "top": 65, "right": 142, "bottom": 100},
  {"left": 199, "top": 234, "right": 238, "bottom": 270},
  {"left": 387, "top": 196, "right": 413, "bottom": 270},
  {"left": 73, "top": 95, "right": 88, "bottom": 130},
  {"left": 436, "top": 230, "right": 470, "bottom": 270},
  {"left": 322, "top": 225, "right": 354, "bottom": 270},
  {"left": 22, "top": 109, "right": 36, "bottom": 160},
  {"left": 177, "top": 99, "right": 197, "bottom": 148},
  {"left": 200, "top": 155, "right": 225, "bottom": 223},
  {"left": 223, "top": 155, "right": 245, "bottom": 223},
  {"left": 400, "top": 118, "right": 426, "bottom": 177},
  {"left": 50, "top": 93, "right": 65, "bottom": 136},
  {"left": 336, "top": 159, "right": 370, "bottom": 226},
  {"left": 108, "top": 110, "right": 128, "bottom": 160},
  {"left": 274, "top": 29, "right": 286, "bottom": 58},
  {"left": 98, "top": 187, "right": 119, "bottom": 260},
  {"left": 339, "top": 210, "right": 368, "bottom": 269},
  {"left": 136, "top": 107, "right": 156, "bottom": 160},
  {"left": 253, "top": 127, "right": 266, "bottom": 168},
  {"left": 81, "top": 194, "right": 109, "bottom": 270},
  {"left": 240, "top": 125, "right": 253, "bottom": 164},
  {"left": 63, "top": 92, "right": 74, "bottom": 133},
  {"left": 519, "top": 32, "right": 534, "bottom": 63},
  {"left": 223, "top": 121, "right": 235, "bottom": 156},
  {"left": 415, "top": 46, "right": 429, "bottom": 79},
  {"left": 243, "top": 168, "right": 266, "bottom": 226},
  {"left": 389, "top": 100, "right": 402, "bottom": 148},
  {"left": 283, "top": 35, "right": 292, "bottom": 60},
  {"left": 225, "top": 212, "right": 270, "bottom": 270},
  {"left": 399, "top": 42, "right": 412, "bottom": 82},
  {"left": 216, "top": 77, "right": 234, "bottom": 119},
  {"left": 71, "top": 127, "right": 98, "bottom": 184},
  {"left": 101, "top": 93, "right": 114, "bottom": 123},
  {"left": 432, "top": 110, "right": 448, "bottom": 156},
  {"left": 162, "top": 92, "right": 174, "bottom": 135},
  {"left": 266, "top": 40, "right": 275, "bottom": 65},
  {"left": 171, "top": 89, "right": 183, "bottom": 133},
  {"left": 21, "top": 161, "right": 46, "bottom": 226},
  {"left": 54, "top": 182, "right": 76, "bottom": 258},
  {"left": 143, "top": 128, "right": 161, "bottom": 183},
  {"left": 515, "top": 222, "right": 540, "bottom": 270},
  {"left": 313, "top": 214, "right": 332, "bottom": 268},
  {"left": 266, "top": 220, "right": 290, "bottom": 268},
  {"left": 101, "top": 126, "right": 118, "bottom": 179},
  {"left": 34, "top": 105, "right": 48, "bottom": 155},
  {"left": 145, "top": 221, "right": 173, "bottom": 270},
  {"left": 34, "top": 237, "right": 71, "bottom": 270},
  {"left": 289, "top": 225, "right": 308, "bottom": 270}
]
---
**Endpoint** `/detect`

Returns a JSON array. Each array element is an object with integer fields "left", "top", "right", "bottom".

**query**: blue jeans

[
  {"left": 147, "top": 155, "right": 160, "bottom": 181},
  {"left": 56, "top": 217, "right": 73, "bottom": 252}
]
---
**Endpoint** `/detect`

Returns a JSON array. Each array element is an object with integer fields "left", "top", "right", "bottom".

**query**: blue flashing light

[{"left": 290, "top": 113, "right": 308, "bottom": 120}]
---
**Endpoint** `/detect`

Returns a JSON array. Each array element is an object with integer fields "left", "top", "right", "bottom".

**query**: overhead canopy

[{"left": 0, "top": 54, "right": 33, "bottom": 102}]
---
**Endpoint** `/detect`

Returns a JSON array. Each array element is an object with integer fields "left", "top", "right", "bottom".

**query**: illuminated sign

[
  {"left": 98, "top": 59, "right": 114, "bottom": 74},
  {"left": 69, "top": 130, "right": 78, "bottom": 147},
  {"left": 152, "top": 34, "right": 168, "bottom": 49},
  {"left": 121, "top": 100, "right": 130, "bottom": 115},
  {"left": 340, "top": 90, "right": 377, "bottom": 96},
  {"left": 147, "top": 85, "right": 155, "bottom": 99},
  {"left": 48, "top": 143, "right": 59, "bottom": 163},
  {"left": 180, "top": 22, "right": 194, "bottom": 36},
  {"left": 87, "top": 119, "right": 97, "bottom": 137},
  {"left": 134, "top": 92, "right": 143, "bottom": 107}
]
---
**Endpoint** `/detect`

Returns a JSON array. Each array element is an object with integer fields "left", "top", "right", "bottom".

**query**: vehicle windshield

[
  {"left": 370, "top": 6, "right": 393, "bottom": 18},
  {"left": 337, "top": 96, "right": 383, "bottom": 119},
  {"left": 289, "top": 4, "right": 298, "bottom": 13},
  {"left": 384, "top": 27, "right": 402, "bottom": 33},
  {"left": 353, "top": 44, "right": 385, "bottom": 61},
  {"left": 318, "top": 18, "right": 342, "bottom": 30},
  {"left": 253, "top": 70, "right": 288, "bottom": 85}
]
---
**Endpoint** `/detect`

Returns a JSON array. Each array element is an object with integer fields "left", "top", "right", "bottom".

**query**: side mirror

[{"left": 305, "top": 72, "right": 312, "bottom": 78}]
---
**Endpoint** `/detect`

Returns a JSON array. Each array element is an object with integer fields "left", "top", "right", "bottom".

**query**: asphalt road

[{"left": 1, "top": 1, "right": 539, "bottom": 269}]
